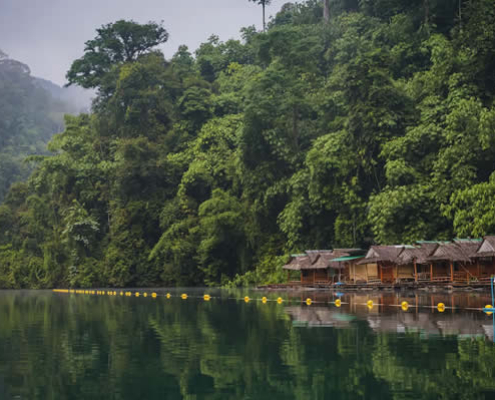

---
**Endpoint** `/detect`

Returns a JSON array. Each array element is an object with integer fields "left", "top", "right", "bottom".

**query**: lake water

[{"left": 1, "top": 289, "right": 495, "bottom": 399}]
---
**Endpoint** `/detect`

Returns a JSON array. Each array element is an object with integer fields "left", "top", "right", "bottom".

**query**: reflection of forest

[{"left": 1, "top": 290, "right": 495, "bottom": 399}]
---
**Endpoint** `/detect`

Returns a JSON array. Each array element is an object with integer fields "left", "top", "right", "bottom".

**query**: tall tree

[
  {"left": 248, "top": 0, "right": 272, "bottom": 31},
  {"left": 66, "top": 20, "right": 169, "bottom": 89},
  {"left": 323, "top": 0, "right": 330, "bottom": 23}
]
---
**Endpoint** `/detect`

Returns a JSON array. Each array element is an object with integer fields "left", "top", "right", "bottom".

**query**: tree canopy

[{"left": 2, "top": 1, "right": 495, "bottom": 288}]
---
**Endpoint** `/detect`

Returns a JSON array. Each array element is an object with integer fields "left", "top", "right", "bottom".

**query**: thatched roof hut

[
  {"left": 427, "top": 240, "right": 480, "bottom": 263},
  {"left": 357, "top": 245, "right": 405, "bottom": 265},
  {"left": 396, "top": 243, "right": 439, "bottom": 265},
  {"left": 282, "top": 254, "right": 311, "bottom": 271},
  {"left": 472, "top": 236, "right": 495, "bottom": 258},
  {"left": 282, "top": 249, "right": 364, "bottom": 271}
]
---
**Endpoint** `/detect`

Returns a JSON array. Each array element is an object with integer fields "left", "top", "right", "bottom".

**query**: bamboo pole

[
  {"left": 414, "top": 260, "right": 418, "bottom": 282},
  {"left": 430, "top": 263, "right": 433, "bottom": 281},
  {"left": 450, "top": 260, "right": 454, "bottom": 282}
]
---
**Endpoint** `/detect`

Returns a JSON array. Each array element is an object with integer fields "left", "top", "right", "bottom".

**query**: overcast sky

[{"left": 1, "top": 0, "right": 286, "bottom": 86}]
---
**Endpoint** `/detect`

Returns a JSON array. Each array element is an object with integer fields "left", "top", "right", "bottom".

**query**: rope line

[{"left": 52, "top": 289, "right": 495, "bottom": 313}]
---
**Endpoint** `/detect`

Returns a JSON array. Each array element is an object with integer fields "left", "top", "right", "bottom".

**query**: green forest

[{"left": 1, "top": 0, "right": 495, "bottom": 289}]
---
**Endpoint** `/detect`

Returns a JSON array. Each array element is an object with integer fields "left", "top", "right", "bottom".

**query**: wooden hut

[
  {"left": 282, "top": 249, "right": 364, "bottom": 285},
  {"left": 426, "top": 239, "right": 480, "bottom": 283},
  {"left": 356, "top": 246, "right": 405, "bottom": 284},
  {"left": 395, "top": 242, "right": 439, "bottom": 282},
  {"left": 470, "top": 236, "right": 495, "bottom": 281}
]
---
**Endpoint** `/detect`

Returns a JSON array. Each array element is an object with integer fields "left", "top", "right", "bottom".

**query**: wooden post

[
  {"left": 313, "top": 269, "right": 316, "bottom": 284},
  {"left": 430, "top": 263, "right": 433, "bottom": 282},
  {"left": 450, "top": 260, "right": 454, "bottom": 282},
  {"left": 414, "top": 259, "right": 418, "bottom": 282},
  {"left": 477, "top": 259, "right": 480, "bottom": 278},
  {"left": 380, "top": 263, "right": 383, "bottom": 283},
  {"left": 287, "top": 270, "right": 290, "bottom": 283}
]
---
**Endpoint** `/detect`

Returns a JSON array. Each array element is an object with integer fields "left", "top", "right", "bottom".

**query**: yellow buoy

[
  {"left": 261, "top": 296, "right": 268, "bottom": 304},
  {"left": 277, "top": 297, "right": 283, "bottom": 304},
  {"left": 135, "top": 292, "right": 140, "bottom": 297},
  {"left": 401, "top": 301, "right": 409, "bottom": 311},
  {"left": 305, "top": 298, "right": 312, "bottom": 306},
  {"left": 367, "top": 300, "right": 374, "bottom": 309},
  {"left": 181, "top": 294, "right": 188, "bottom": 300},
  {"left": 204, "top": 294, "right": 211, "bottom": 301},
  {"left": 335, "top": 299, "right": 342, "bottom": 307},
  {"left": 484, "top": 305, "right": 493, "bottom": 316},
  {"left": 166, "top": 293, "right": 171, "bottom": 299},
  {"left": 437, "top": 303, "right": 446, "bottom": 312},
  {"left": 244, "top": 296, "right": 250, "bottom": 303},
  {"left": 144, "top": 293, "right": 148, "bottom": 297},
  {"left": 152, "top": 293, "right": 157, "bottom": 298},
  {"left": 120, "top": 292, "right": 124, "bottom": 296}
]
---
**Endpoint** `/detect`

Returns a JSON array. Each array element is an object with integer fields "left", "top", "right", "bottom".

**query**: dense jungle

[{"left": 1, "top": 0, "right": 495, "bottom": 288}]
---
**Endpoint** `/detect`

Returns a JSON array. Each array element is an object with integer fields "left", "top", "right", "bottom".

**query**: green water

[{"left": 1, "top": 289, "right": 495, "bottom": 399}]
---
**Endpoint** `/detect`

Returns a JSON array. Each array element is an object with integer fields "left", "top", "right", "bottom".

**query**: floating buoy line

[{"left": 51, "top": 288, "right": 495, "bottom": 314}]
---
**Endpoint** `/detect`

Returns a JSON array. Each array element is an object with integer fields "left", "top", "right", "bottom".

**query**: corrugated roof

[{"left": 330, "top": 255, "right": 364, "bottom": 262}]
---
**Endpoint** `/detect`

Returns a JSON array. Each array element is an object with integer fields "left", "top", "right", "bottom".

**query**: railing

[{"left": 417, "top": 272, "right": 430, "bottom": 281}]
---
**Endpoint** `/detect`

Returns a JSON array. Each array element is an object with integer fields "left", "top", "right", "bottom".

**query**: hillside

[{"left": 0, "top": 0, "right": 494, "bottom": 289}]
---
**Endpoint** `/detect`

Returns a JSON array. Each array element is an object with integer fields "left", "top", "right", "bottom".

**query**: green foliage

[
  {"left": 3, "top": 1, "right": 495, "bottom": 288},
  {"left": 66, "top": 20, "right": 168, "bottom": 89}
]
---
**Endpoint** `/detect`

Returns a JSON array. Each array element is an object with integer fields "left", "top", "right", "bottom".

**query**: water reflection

[
  {"left": 0, "top": 290, "right": 494, "bottom": 399},
  {"left": 284, "top": 292, "right": 495, "bottom": 341}
]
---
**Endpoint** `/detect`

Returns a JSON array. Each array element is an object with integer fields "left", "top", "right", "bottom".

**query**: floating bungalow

[
  {"left": 356, "top": 246, "right": 405, "bottom": 284},
  {"left": 395, "top": 242, "right": 439, "bottom": 282},
  {"left": 274, "top": 237, "right": 495, "bottom": 290},
  {"left": 283, "top": 249, "right": 364, "bottom": 285},
  {"left": 471, "top": 236, "right": 495, "bottom": 281},
  {"left": 426, "top": 239, "right": 480, "bottom": 283}
]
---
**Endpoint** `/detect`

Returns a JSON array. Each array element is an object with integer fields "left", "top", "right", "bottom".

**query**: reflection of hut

[
  {"left": 396, "top": 242, "right": 439, "bottom": 282},
  {"left": 356, "top": 246, "right": 405, "bottom": 284},
  {"left": 285, "top": 306, "right": 355, "bottom": 328},
  {"left": 471, "top": 236, "right": 495, "bottom": 281},
  {"left": 427, "top": 239, "right": 480, "bottom": 283}
]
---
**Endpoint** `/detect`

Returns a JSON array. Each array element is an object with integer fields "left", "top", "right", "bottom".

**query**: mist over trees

[{"left": 1, "top": 0, "right": 495, "bottom": 289}]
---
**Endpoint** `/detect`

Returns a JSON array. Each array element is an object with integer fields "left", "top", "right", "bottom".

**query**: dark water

[{"left": 1, "top": 289, "right": 495, "bottom": 399}]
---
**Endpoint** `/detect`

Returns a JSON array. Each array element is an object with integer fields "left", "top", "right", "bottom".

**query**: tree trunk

[
  {"left": 323, "top": 0, "right": 330, "bottom": 23},
  {"left": 263, "top": 3, "right": 266, "bottom": 31},
  {"left": 423, "top": 0, "right": 429, "bottom": 25}
]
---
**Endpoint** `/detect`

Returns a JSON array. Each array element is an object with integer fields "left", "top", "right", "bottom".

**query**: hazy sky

[{"left": 1, "top": 0, "right": 286, "bottom": 85}]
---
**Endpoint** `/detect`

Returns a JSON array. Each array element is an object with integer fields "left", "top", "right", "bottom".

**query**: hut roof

[
  {"left": 306, "top": 250, "right": 333, "bottom": 264},
  {"left": 396, "top": 243, "right": 438, "bottom": 265},
  {"left": 357, "top": 245, "right": 404, "bottom": 265},
  {"left": 427, "top": 241, "right": 479, "bottom": 262},
  {"left": 283, "top": 249, "right": 362, "bottom": 271},
  {"left": 282, "top": 255, "right": 311, "bottom": 271},
  {"left": 472, "top": 236, "right": 495, "bottom": 258}
]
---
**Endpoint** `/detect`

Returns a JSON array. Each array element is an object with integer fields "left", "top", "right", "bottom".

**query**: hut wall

[
  {"left": 397, "top": 264, "right": 414, "bottom": 279},
  {"left": 380, "top": 262, "right": 396, "bottom": 283},
  {"left": 301, "top": 269, "right": 328, "bottom": 284},
  {"left": 353, "top": 264, "right": 369, "bottom": 282},
  {"left": 314, "top": 269, "right": 328, "bottom": 283},
  {"left": 367, "top": 263, "right": 378, "bottom": 279},
  {"left": 301, "top": 270, "right": 313, "bottom": 284},
  {"left": 432, "top": 262, "right": 449, "bottom": 278},
  {"left": 479, "top": 258, "right": 495, "bottom": 278}
]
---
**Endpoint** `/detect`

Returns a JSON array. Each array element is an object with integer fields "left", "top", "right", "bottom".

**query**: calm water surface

[{"left": 1, "top": 289, "right": 495, "bottom": 399}]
